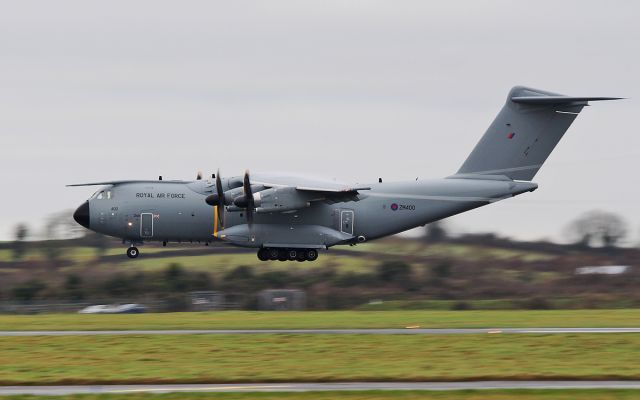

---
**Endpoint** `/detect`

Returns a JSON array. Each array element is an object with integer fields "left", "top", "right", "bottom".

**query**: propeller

[
  {"left": 214, "top": 169, "right": 225, "bottom": 226},
  {"left": 206, "top": 169, "right": 255, "bottom": 229},
  {"left": 205, "top": 169, "right": 226, "bottom": 227},
  {"left": 242, "top": 170, "right": 254, "bottom": 227},
  {"left": 196, "top": 171, "right": 203, "bottom": 180}
]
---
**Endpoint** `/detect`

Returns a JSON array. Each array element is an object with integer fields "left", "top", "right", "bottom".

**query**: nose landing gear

[{"left": 126, "top": 246, "right": 139, "bottom": 259}]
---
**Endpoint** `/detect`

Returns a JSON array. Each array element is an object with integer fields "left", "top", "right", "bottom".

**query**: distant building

[
  {"left": 189, "top": 291, "right": 225, "bottom": 311},
  {"left": 575, "top": 265, "right": 630, "bottom": 275},
  {"left": 258, "top": 289, "right": 306, "bottom": 311}
]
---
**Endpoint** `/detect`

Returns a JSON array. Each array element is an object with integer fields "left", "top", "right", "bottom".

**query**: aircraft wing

[
  {"left": 294, "top": 185, "right": 370, "bottom": 193},
  {"left": 248, "top": 173, "right": 370, "bottom": 210},
  {"left": 67, "top": 180, "right": 191, "bottom": 187},
  {"left": 251, "top": 172, "right": 370, "bottom": 194}
]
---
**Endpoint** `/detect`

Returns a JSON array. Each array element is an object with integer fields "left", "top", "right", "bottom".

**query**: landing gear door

[
  {"left": 140, "top": 213, "right": 154, "bottom": 238},
  {"left": 340, "top": 209, "right": 354, "bottom": 235}
]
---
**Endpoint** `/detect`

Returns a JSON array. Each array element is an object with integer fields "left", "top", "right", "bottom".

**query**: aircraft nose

[{"left": 73, "top": 201, "right": 90, "bottom": 229}]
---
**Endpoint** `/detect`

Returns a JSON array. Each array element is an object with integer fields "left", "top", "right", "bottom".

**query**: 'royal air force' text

[{"left": 136, "top": 193, "right": 185, "bottom": 199}]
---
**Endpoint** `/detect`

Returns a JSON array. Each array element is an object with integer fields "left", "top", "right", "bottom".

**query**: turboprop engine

[{"left": 235, "top": 186, "right": 311, "bottom": 213}]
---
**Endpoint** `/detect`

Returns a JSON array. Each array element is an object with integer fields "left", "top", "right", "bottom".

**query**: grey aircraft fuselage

[
  {"left": 70, "top": 86, "right": 620, "bottom": 261},
  {"left": 83, "top": 176, "right": 536, "bottom": 246}
]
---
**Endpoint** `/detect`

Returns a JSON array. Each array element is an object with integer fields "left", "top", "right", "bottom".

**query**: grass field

[
  {"left": 1, "top": 309, "right": 639, "bottom": 331},
  {"left": 3, "top": 390, "right": 640, "bottom": 400},
  {"left": 1, "top": 334, "right": 639, "bottom": 384},
  {"left": 0, "top": 239, "right": 560, "bottom": 278}
]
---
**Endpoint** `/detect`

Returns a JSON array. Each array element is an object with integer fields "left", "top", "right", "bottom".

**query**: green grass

[
  {"left": 0, "top": 246, "right": 192, "bottom": 263},
  {"left": 345, "top": 241, "right": 556, "bottom": 262},
  {"left": 61, "top": 252, "right": 374, "bottom": 277},
  {"left": 356, "top": 299, "right": 524, "bottom": 310},
  {"left": 0, "top": 309, "right": 639, "bottom": 331},
  {"left": 0, "top": 334, "right": 639, "bottom": 384},
  {"left": 3, "top": 390, "right": 640, "bottom": 400},
  {"left": 4, "top": 238, "right": 558, "bottom": 270}
]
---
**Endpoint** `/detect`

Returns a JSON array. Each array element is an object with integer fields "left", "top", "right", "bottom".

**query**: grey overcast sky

[{"left": 0, "top": 0, "right": 638, "bottom": 242}]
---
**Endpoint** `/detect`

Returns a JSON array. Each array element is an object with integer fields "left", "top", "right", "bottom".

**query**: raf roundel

[{"left": 390, "top": 203, "right": 399, "bottom": 211}]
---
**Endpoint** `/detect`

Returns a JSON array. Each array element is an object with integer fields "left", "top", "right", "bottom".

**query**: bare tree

[
  {"left": 44, "top": 210, "right": 85, "bottom": 240},
  {"left": 11, "top": 223, "right": 29, "bottom": 261},
  {"left": 40, "top": 210, "right": 85, "bottom": 264},
  {"left": 565, "top": 210, "right": 629, "bottom": 249},
  {"left": 424, "top": 221, "right": 448, "bottom": 242}
]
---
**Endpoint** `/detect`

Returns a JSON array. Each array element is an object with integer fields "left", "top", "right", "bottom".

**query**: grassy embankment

[
  {"left": 0, "top": 240, "right": 556, "bottom": 274},
  {"left": 2, "top": 390, "right": 640, "bottom": 400},
  {"left": 1, "top": 334, "right": 639, "bottom": 384},
  {"left": 0, "top": 309, "right": 639, "bottom": 331}
]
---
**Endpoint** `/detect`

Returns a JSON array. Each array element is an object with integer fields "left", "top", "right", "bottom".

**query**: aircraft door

[
  {"left": 340, "top": 209, "right": 354, "bottom": 235},
  {"left": 140, "top": 213, "right": 154, "bottom": 238}
]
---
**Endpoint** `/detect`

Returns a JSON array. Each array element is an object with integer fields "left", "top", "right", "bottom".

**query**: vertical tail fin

[{"left": 456, "top": 86, "right": 620, "bottom": 181}]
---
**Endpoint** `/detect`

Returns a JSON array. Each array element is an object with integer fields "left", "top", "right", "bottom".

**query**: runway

[
  {"left": 2, "top": 381, "right": 640, "bottom": 395},
  {"left": 1, "top": 327, "right": 640, "bottom": 336}
]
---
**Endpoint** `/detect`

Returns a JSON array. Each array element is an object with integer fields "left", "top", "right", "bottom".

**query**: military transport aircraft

[{"left": 70, "top": 86, "right": 620, "bottom": 261}]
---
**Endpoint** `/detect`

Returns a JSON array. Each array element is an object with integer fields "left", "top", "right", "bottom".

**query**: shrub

[
  {"left": 332, "top": 272, "right": 377, "bottom": 287},
  {"left": 377, "top": 260, "right": 411, "bottom": 283},
  {"left": 451, "top": 301, "right": 471, "bottom": 310},
  {"left": 523, "top": 297, "right": 552, "bottom": 310},
  {"left": 162, "top": 293, "right": 189, "bottom": 312},
  {"left": 224, "top": 265, "right": 254, "bottom": 281},
  {"left": 64, "top": 274, "right": 85, "bottom": 300},
  {"left": 165, "top": 263, "right": 188, "bottom": 292},
  {"left": 259, "top": 271, "right": 292, "bottom": 288},
  {"left": 432, "top": 261, "right": 452, "bottom": 278},
  {"left": 102, "top": 273, "right": 137, "bottom": 297},
  {"left": 12, "top": 280, "right": 47, "bottom": 302}
]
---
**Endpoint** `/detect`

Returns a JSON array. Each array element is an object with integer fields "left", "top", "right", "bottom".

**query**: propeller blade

[
  {"left": 196, "top": 171, "right": 203, "bottom": 180},
  {"left": 215, "top": 169, "right": 225, "bottom": 226},
  {"left": 243, "top": 170, "right": 254, "bottom": 227}
]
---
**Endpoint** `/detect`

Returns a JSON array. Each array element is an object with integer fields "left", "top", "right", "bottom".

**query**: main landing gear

[
  {"left": 257, "top": 248, "right": 319, "bottom": 262},
  {"left": 126, "top": 246, "right": 139, "bottom": 259}
]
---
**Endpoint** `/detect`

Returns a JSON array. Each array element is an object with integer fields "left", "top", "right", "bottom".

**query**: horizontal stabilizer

[{"left": 512, "top": 96, "right": 623, "bottom": 104}]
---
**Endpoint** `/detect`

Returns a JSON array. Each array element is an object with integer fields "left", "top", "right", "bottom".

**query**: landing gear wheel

[
  {"left": 268, "top": 248, "right": 279, "bottom": 261},
  {"left": 305, "top": 249, "right": 318, "bottom": 261},
  {"left": 296, "top": 252, "right": 306, "bottom": 262},
  {"left": 126, "top": 246, "right": 139, "bottom": 259},
  {"left": 288, "top": 249, "right": 298, "bottom": 261},
  {"left": 257, "top": 248, "right": 270, "bottom": 261},
  {"left": 277, "top": 249, "right": 288, "bottom": 262}
]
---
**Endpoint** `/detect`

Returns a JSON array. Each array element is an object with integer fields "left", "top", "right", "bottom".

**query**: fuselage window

[
  {"left": 107, "top": 190, "right": 112, "bottom": 199},
  {"left": 97, "top": 191, "right": 104, "bottom": 200}
]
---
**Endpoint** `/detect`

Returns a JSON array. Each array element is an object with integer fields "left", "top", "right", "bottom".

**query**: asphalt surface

[
  {"left": 1, "top": 328, "right": 640, "bottom": 336},
  {"left": 2, "top": 381, "right": 640, "bottom": 395}
]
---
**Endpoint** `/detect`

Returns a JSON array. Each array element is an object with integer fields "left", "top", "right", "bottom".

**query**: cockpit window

[{"left": 91, "top": 187, "right": 113, "bottom": 200}]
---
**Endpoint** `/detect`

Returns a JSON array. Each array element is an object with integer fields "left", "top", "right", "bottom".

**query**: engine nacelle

[{"left": 254, "top": 187, "right": 311, "bottom": 213}]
